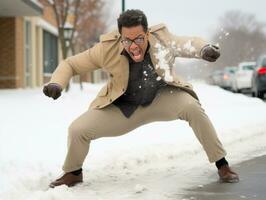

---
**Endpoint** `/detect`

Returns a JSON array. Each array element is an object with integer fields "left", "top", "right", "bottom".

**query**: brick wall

[
  {"left": 39, "top": 0, "right": 57, "bottom": 27},
  {"left": 15, "top": 17, "right": 24, "bottom": 88},
  {"left": 0, "top": 18, "right": 16, "bottom": 88},
  {"left": 0, "top": 17, "right": 24, "bottom": 89}
]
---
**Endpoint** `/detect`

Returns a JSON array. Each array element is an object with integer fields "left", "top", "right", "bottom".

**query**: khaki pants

[{"left": 63, "top": 86, "right": 226, "bottom": 172}]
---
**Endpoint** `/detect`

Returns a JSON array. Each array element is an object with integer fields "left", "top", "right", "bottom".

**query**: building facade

[
  {"left": 0, "top": 0, "right": 61, "bottom": 88},
  {"left": 0, "top": 0, "right": 107, "bottom": 89}
]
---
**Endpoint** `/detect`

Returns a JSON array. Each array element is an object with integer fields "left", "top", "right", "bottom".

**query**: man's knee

[
  {"left": 68, "top": 121, "right": 94, "bottom": 141},
  {"left": 179, "top": 95, "right": 203, "bottom": 120}
]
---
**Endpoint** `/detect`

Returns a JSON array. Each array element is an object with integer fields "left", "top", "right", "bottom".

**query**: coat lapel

[{"left": 119, "top": 42, "right": 129, "bottom": 90}]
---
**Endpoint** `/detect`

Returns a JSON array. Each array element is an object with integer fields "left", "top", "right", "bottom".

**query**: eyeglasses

[{"left": 121, "top": 36, "right": 145, "bottom": 47}]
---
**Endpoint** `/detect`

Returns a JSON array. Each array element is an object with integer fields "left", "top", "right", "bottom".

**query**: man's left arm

[{"left": 170, "top": 34, "right": 220, "bottom": 62}]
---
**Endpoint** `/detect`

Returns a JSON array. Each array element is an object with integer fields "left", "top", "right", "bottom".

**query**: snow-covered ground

[{"left": 1, "top": 82, "right": 266, "bottom": 200}]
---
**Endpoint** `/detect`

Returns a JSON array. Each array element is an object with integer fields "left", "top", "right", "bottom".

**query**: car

[
  {"left": 251, "top": 55, "right": 266, "bottom": 99},
  {"left": 231, "top": 62, "right": 255, "bottom": 93},
  {"left": 209, "top": 70, "right": 224, "bottom": 86},
  {"left": 220, "top": 66, "right": 237, "bottom": 90}
]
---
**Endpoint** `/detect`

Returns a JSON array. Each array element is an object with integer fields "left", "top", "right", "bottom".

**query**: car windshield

[
  {"left": 225, "top": 67, "right": 237, "bottom": 74},
  {"left": 262, "top": 58, "right": 266, "bottom": 66},
  {"left": 243, "top": 65, "right": 254, "bottom": 70}
]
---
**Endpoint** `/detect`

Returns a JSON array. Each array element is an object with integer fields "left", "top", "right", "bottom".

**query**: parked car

[
  {"left": 220, "top": 66, "right": 237, "bottom": 90},
  {"left": 231, "top": 62, "right": 255, "bottom": 92},
  {"left": 251, "top": 55, "right": 266, "bottom": 99},
  {"left": 209, "top": 70, "right": 224, "bottom": 86}
]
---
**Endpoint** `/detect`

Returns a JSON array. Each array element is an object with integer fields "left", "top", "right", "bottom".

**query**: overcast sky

[{"left": 107, "top": 0, "right": 266, "bottom": 39}]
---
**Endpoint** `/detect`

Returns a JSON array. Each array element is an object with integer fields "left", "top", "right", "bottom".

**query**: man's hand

[
  {"left": 43, "top": 83, "right": 62, "bottom": 100},
  {"left": 200, "top": 45, "right": 220, "bottom": 62}
]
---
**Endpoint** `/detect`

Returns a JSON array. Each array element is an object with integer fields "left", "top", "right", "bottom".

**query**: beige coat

[{"left": 49, "top": 23, "right": 208, "bottom": 109}]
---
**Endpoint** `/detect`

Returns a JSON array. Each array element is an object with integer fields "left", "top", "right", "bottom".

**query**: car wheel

[
  {"left": 234, "top": 83, "right": 240, "bottom": 93},
  {"left": 257, "top": 91, "right": 265, "bottom": 99},
  {"left": 254, "top": 85, "right": 264, "bottom": 99},
  {"left": 251, "top": 91, "right": 256, "bottom": 97},
  {"left": 252, "top": 82, "right": 259, "bottom": 97}
]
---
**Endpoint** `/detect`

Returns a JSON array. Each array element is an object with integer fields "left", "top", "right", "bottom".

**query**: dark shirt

[{"left": 113, "top": 46, "right": 167, "bottom": 118}]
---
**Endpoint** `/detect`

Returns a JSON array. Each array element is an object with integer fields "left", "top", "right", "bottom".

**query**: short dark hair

[{"left": 117, "top": 9, "right": 148, "bottom": 34}]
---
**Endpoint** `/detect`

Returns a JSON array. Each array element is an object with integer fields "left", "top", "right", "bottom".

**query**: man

[{"left": 43, "top": 9, "right": 239, "bottom": 188}]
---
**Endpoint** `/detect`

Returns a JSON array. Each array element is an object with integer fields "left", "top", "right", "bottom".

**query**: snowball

[
  {"left": 134, "top": 184, "right": 147, "bottom": 193},
  {"left": 154, "top": 43, "right": 174, "bottom": 82},
  {"left": 156, "top": 76, "right": 162, "bottom": 81},
  {"left": 183, "top": 40, "right": 196, "bottom": 53}
]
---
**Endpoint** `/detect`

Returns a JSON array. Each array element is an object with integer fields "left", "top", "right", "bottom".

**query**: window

[
  {"left": 262, "top": 57, "right": 266, "bottom": 66},
  {"left": 43, "top": 30, "right": 58, "bottom": 74},
  {"left": 24, "top": 20, "right": 32, "bottom": 87},
  {"left": 243, "top": 65, "right": 254, "bottom": 70}
]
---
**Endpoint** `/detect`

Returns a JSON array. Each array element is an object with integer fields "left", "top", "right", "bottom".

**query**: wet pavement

[{"left": 182, "top": 155, "right": 266, "bottom": 200}]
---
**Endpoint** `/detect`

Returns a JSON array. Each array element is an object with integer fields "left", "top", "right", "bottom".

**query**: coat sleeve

[
  {"left": 170, "top": 34, "right": 208, "bottom": 59},
  {"left": 49, "top": 42, "right": 103, "bottom": 88}
]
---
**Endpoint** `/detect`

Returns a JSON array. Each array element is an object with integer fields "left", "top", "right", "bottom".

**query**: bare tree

[
  {"left": 210, "top": 10, "right": 266, "bottom": 70},
  {"left": 41, "top": 0, "right": 79, "bottom": 59},
  {"left": 72, "top": 0, "right": 106, "bottom": 52},
  {"left": 40, "top": 0, "right": 106, "bottom": 90},
  {"left": 178, "top": 10, "right": 266, "bottom": 81},
  {"left": 71, "top": 0, "right": 106, "bottom": 88}
]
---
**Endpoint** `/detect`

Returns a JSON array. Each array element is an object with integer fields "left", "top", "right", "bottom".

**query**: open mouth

[{"left": 130, "top": 50, "right": 142, "bottom": 61}]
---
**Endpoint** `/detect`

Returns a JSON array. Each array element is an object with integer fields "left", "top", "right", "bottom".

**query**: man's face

[{"left": 121, "top": 25, "right": 149, "bottom": 62}]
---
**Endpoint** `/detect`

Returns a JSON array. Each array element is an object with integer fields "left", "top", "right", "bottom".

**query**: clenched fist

[
  {"left": 200, "top": 45, "right": 220, "bottom": 62},
  {"left": 43, "top": 83, "right": 62, "bottom": 100}
]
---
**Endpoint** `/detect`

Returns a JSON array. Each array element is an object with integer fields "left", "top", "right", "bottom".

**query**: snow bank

[{"left": 0, "top": 82, "right": 266, "bottom": 200}]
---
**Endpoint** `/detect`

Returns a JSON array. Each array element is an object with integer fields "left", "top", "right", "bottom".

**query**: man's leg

[
  {"left": 50, "top": 103, "right": 150, "bottom": 188},
  {"left": 141, "top": 85, "right": 238, "bottom": 182},
  {"left": 63, "top": 104, "right": 148, "bottom": 173},
  {"left": 140, "top": 86, "right": 226, "bottom": 162}
]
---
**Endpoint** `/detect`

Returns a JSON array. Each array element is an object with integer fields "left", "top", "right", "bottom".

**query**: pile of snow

[{"left": 1, "top": 82, "right": 266, "bottom": 200}]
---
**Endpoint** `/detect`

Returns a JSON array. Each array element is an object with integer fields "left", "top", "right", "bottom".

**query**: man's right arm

[
  {"left": 43, "top": 42, "right": 103, "bottom": 100},
  {"left": 49, "top": 42, "right": 103, "bottom": 89}
]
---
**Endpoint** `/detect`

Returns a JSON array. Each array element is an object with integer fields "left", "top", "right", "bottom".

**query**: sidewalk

[{"left": 182, "top": 155, "right": 266, "bottom": 200}]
